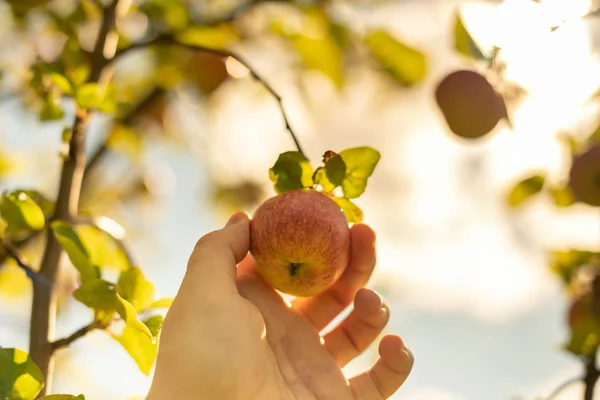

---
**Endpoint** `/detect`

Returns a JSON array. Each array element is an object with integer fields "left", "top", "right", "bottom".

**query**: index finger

[{"left": 291, "top": 223, "right": 376, "bottom": 331}]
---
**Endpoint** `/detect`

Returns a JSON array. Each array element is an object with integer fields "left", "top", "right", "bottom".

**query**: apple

[
  {"left": 249, "top": 189, "right": 351, "bottom": 297},
  {"left": 568, "top": 143, "right": 600, "bottom": 207},
  {"left": 435, "top": 69, "right": 507, "bottom": 139}
]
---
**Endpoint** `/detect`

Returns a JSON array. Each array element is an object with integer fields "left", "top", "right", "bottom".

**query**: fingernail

[{"left": 226, "top": 212, "right": 247, "bottom": 227}]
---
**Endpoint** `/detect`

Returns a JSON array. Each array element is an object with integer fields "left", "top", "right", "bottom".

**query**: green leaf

[
  {"left": 564, "top": 297, "right": 600, "bottom": 357},
  {"left": 506, "top": 175, "right": 545, "bottom": 207},
  {"left": 118, "top": 267, "right": 156, "bottom": 312},
  {"left": 324, "top": 151, "right": 347, "bottom": 187},
  {"left": 549, "top": 185, "right": 576, "bottom": 208},
  {"left": 75, "top": 224, "right": 132, "bottom": 272},
  {"left": 313, "top": 168, "right": 335, "bottom": 193},
  {"left": 0, "top": 191, "right": 46, "bottom": 232},
  {"left": 0, "top": 347, "right": 44, "bottom": 400},
  {"left": 271, "top": 10, "right": 345, "bottom": 87},
  {"left": 338, "top": 147, "right": 381, "bottom": 199},
  {"left": 11, "top": 190, "right": 55, "bottom": 217},
  {"left": 549, "top": 249, "right": 596, "bottom": 285},
  {"left": 149, "top": 298, "right": 174, "bottom": 308},
  {"left": 74, "top": 279, "right": 152, "bottom": 338},
  {"left": 51, "top": 221, "right": 100, "bottom": 282},
  {"left": 287, "top": 33, "right": 344, "bottom": 88},
  {"left": 143, "top": 315, "right": 164, "bottom": 337},
  {"left": 333, "top": 197, "right": 363, "bottom": 223},
  {"left": 112, "top": 321, "right": 158, "bottom": 375},
  {"left": 48, "top": 73, "right": 73, "bottom": 95},
  {"left": 39, "top": 94, "right": 64, "bottom": 121},
  {"left": 175, "top": 25, "right": 240, "bottom": 50},
  {"left": 364, "top": 30, "right": 427, "bottom": 87},
  {"left": 39, "top": 395, "right": 86, "bottom": 400},
  {"left": 75, "top": 83, "right": 103, "bottom": 109},
  {"left": 453, "top": 11, "right": 487, "bottom": 60},
  {"left": 313, "top": 151, "right": 347, "bottom": 193},
  {"left": 269, "top": 151, "right": 314, "bottom": 194}
]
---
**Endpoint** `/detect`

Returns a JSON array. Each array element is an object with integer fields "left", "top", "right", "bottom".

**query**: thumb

[{"left": 180, "top": 211, "right": 250, "bottom": 299}]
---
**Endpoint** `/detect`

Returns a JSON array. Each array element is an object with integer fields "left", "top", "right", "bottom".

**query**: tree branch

[
  {"left": 51, "top": 322, "right": 100, "bottom": 351},
  {"left": 83, "top": 87, "right": 166, "bottom": 183},
  {"left": 29, "top": 1, "right": 123, "bottom": 396},
  {"left": 111, "top": 35, "right": 306, "bottom": 157},
  {"left": 1, "top": 238, "right": 50, "bottom": 286},
  {"left": 545, "top": 375, "right": 582, "bottom": 399},
  {"left": 584, "top": 354, "right": 599, "bottom": 400}
]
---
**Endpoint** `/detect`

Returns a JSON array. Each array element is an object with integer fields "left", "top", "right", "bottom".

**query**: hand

[{"left": 146, "top": 212, "right": 414, "bottom": 400}]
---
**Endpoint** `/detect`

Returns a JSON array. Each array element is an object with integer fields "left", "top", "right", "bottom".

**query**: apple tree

[
  {"left": 0, "top": 0, "right": 429, "bottom": 398},
  {"left": 437, "top": 6, "right": 600, "bottom": 400}
]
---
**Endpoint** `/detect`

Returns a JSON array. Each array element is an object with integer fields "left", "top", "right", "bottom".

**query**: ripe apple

[
  {"left": 569, "top": 143, "right": 600, "bottom": 207},
  {"left": 249, "top": 189, "right": 351, "bottom": 297},
  {"left": 435, "top": 69, "right": 507, "bottom": 139}
]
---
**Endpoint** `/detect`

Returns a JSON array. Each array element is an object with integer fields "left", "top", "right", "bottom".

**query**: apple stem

[{"left": 289, "top": 263, "right": 302, "bottom": 277}]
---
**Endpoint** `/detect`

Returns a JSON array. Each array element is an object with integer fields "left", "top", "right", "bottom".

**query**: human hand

[{"left": 146, "top": 211, "right": 414, "bottom": 400}]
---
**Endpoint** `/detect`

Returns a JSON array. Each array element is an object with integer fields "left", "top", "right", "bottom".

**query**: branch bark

[
  {"left": 29, "top": 1, "right": 123, "bottom": 396},
  {"left": 584, "top": 354, "right": 599, "bottom": 400},
  {"left": 1, "top": 239, "right": 50, "bottom": 286},
  {"left": 112, "top": 35, "right": 306, "bottom": 157},
  {"left": 546, "top": 375, "right": 582, "bottom": 400},
  {"left": 51, "top": 322, "right": 100, "bottom": 351},
  {"left": 82, "top": 87, "right": 166, "bottom": 184}
]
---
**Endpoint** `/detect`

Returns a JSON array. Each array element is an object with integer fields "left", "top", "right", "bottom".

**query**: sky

[{"left": 2, "top": 0, "right": 600, "bottom": 399}]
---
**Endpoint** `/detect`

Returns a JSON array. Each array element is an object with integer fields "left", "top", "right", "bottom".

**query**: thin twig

[
  {"left": 111, "top": 34, "right": 306, "bottom": 157},
  {"left": 1, "top": 239, "right": 50, "bottom": 286},
  {"left": 51, "top": 322, "right": 99, "bottom": 351},
  {"left": 546, "top": 375, "right": 582, "bottom": 400},
  {"left": 83, "top": 87, "right": 166, "bottom": 182}
]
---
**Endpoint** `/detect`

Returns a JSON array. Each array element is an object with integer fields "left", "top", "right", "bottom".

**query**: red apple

[
  {"left": 568, "top": 143, "right": 600, "bottom": 207},
  {"left": 435, "top": 69, "right": 507, "bottom": 139},
  {"left": 249, "top": 189, "right": 351, "bottom": 297}
]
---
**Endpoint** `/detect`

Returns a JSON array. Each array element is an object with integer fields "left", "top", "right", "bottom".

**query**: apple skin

[
  {"left": 249, "top": 189, "right": 351, "bottom": 297},
  {"left": 569, "top": 143, "right": 600, "bottom": 207},
  {"left": 435, "top": 69, "right": 507, "bottom": 139}
]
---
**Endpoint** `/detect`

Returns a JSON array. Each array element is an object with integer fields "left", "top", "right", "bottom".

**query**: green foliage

[
  {"left": 548, "top": 185, "right": 576, "bottom": 208},
  {"left": 175, "top": 24, "right": 241, "bottom": 50},
  {"left": 51, "top": 221, "right": 101, "bottom": 283},
  {"left": 269, "top": 151, "right": 315, "bottom": 193},
  {"left": 313, "top": 151, "right": 347, "bottom": 193},
  {"left": 453, "top": 11, "right": 487, "bottom": 61},
  {"left": 0, "top": 191, "right": 46, "bottom": 233},
  {"left": 150, "top": 298, "right": 174, "bottom": 308},
  {"left": 506, "top": 174, "right": 545, "bottom": 207},
  {"left": 338, "top": 147, "right": 381, "bottom": 199},
  {"left": 112, "top": 320, "right": 158, "bottom": 376},
  {"left": 549, "top": 249, "right": 597, "bottom": 286},
  {"left": 564, "top": 316, "right": 600, "bottom": 357},
  {"left": 75, "top": 84, "right": 104, "bottom": 109},
  {"left": 332, "top": 197, "right": 364, "bottom": 223},
  {"left": 268, "top": 147, "right": 379, "bottom": 223},
  {"left": 39, "top": 395, "right": 86, "bottom": 400},
  {"left": 564, "top": 296, "right": 600, "bottom": 357},
  {"left": 271, "top": 9, "right": 345, "bottom": 87},
  {"left": 0, "top": 348, "right": 44, "bottom": 400},
  {"left": 118, "top": 267, "right": 156, "bottom": 313},
  {"left": 75, "top": 224, "right": 132, "bottom": 272},
  {"left": 74, "top": 279, "right": 152, "bottom": 338},
  {"left": 364, "top": 30, "right": 427, "bottom": 87}
]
